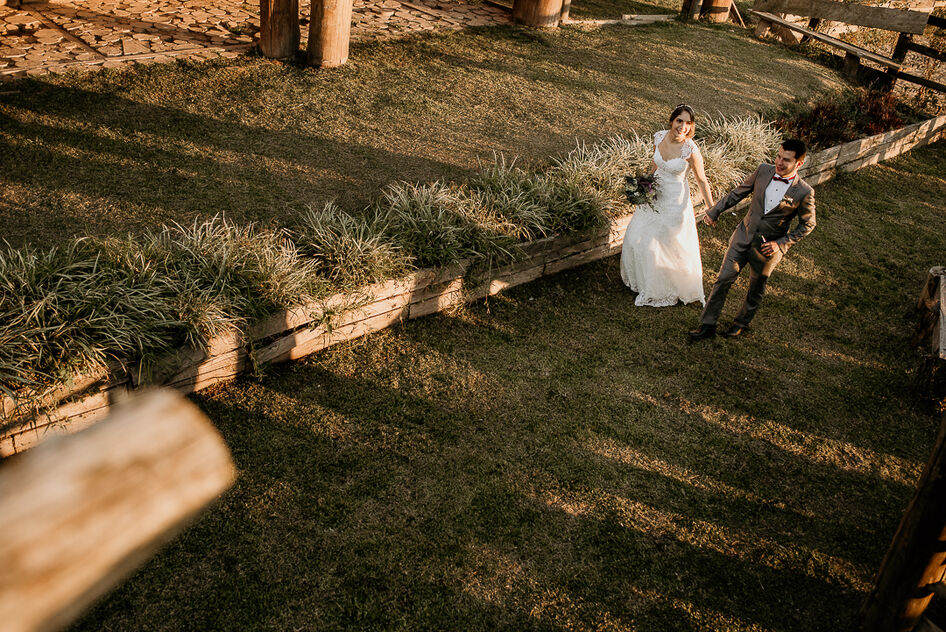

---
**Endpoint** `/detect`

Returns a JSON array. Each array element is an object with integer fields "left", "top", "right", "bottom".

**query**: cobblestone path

[{"left": 0, "top": 0, "right": 510, "bottom": 79}]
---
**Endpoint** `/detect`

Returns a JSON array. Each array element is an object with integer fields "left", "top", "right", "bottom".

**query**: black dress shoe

[
  {"left": 720, "top": 323, "right": 751, "bottom": 338},
  {"left": 687, "top": 324, "right": 716, "bottom": 341}
]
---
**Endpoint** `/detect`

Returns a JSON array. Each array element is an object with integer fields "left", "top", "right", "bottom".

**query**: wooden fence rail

[
  {"left": 0, "top": 389, "right": 235, "bottom": 632},
  {"left": 2, "top": 114, "right": 945, "bottom": 457}
]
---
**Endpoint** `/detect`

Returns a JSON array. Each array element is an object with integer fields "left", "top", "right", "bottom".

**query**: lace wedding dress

[{"left": 620, "top": 130, "right": 705, "bottom": 307}]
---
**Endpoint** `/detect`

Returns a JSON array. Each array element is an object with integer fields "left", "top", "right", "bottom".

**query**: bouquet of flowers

[{"left": 624, "top": 174, "right": 659, "bottom": 207}]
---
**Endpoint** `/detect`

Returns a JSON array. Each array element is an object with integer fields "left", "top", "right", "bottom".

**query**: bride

[{"left": 620, "top": 104, "right": 715, "bottom": 307}]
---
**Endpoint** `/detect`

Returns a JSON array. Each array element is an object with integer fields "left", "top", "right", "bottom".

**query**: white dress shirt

[{"left": 763, "top": 174, "right": 794, "bottom": 213}]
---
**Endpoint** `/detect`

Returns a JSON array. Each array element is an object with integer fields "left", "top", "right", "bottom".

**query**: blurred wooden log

[
  {"left": 0, "top": 390, "right": 236, "bottom": 632},
  {"left": 259, "top": 0, "right": 300, "bottom": 59},
  {"left": 306, "top": 0, "right": 354, "bottom": 67},
  {"left": 861, "top": 410, "right": 946, "bottom": 631}
]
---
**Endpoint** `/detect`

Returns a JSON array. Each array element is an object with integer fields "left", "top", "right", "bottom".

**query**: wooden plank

[
  {"left": 928, "top": 14, "right": 946, "bottom": 28},
  {"left": 751, "top": 0, "right": 930, "bottom": 34},
  {"left": 860, "top": 412, "right": 946, "bottom": 630},
  {"left": 0, "top": 390, "right": 235, "bottom": 632},
  {"left": 407, "top": 276, "right": 465, "bottom": 307},
  {"left": 563, "top": 15, "right": 674, "bottom": 26},
  {"left": 252, "top": 325, "right": 329, "bottom": 365},
  {"left": 906, "top": 42, "right": 946, "bottom": 64},
  {"left": 0, "top": 386, "right": 123, "bottom": 457},
  {"left": 1, "top": 361, "right": 125, "bottom": 423},
  {"left": 545, "top": 243, "right": 613, "bottom": 276},
  {"left": 750, "top": 11, "right": 905, "bottom": 68},
  {"left": 894, "top": 69, "right": 946, "bottom": 93},
  {"left": 132, "top": 329, "right": 244, "bottom": 389},
  {"left": 409, "top": 288, "right": 465, "bottom": 319},
  {"left": 165, "top": 349, "right": 248, "bottom": 395},
  {"left": 323, "top": 308, "right": 408, "bottom": 347}
]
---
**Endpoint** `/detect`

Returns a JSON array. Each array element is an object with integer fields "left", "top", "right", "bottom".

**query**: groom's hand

[
  {"left": 702, "top": 215, "right": 716, "bottom": 227},
  {"left": 760, "top": 241, "right": 780, "bottom": 257}
]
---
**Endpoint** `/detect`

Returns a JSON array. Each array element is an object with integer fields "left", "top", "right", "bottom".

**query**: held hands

[{"left": 702, "top": 214, "right": 717, "bottom": 227}]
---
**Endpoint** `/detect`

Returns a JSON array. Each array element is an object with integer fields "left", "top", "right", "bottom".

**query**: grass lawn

[
  {"left": 69, "top": 139, "right": 946, "bottom": 630},
  {"left": 0, "top": 20, "right": 845, "bottom": 250}
]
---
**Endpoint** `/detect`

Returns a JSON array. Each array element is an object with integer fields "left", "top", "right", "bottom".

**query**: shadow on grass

[
  {"left": 70, "top": 360, "right": 867, "bottom": 630},
  {"left": 69, "top": 143, "right": 946, "bottom": 631},
  {"left": 1, "top": 21, "right": 848, "bottom": 249},
  {"left": 0, "top": 82, "right": 469, "bottom": 247}
]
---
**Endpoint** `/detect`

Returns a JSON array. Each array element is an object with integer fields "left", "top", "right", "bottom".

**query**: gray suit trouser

[{"left": 700, "top": 235, "right": 783, "bottom": 327}]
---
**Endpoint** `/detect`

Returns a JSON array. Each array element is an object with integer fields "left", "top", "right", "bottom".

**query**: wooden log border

[{"left": 2, "top": 114, "right": 945, "bottom": 456}]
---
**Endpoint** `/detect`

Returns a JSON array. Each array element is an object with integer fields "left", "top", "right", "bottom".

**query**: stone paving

[{"left": 0, "top": 0, "right": 510, "bottom": 79}]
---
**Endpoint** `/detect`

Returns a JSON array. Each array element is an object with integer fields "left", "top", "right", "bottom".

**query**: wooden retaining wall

[
  {"left": 3, "top": 114, "right": 945, "bottom": 456},
  {"left": 798, "top": 115, "right": 946, "bottom": 186}
]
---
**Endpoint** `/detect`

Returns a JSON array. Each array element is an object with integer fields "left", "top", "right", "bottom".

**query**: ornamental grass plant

[
  {"left": 469, "top": 155, "right": 606, "bottom": 239},
  {"left": 0, "top": 116, "right": 782, "bottom": 415},
  {"left": 294, "top": 202, "right": 410, "bottom": 290},
  {"left": 0, "top": 241, "right": 180, "bottom": 410}
]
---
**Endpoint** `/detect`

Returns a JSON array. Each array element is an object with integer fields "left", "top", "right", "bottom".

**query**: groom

[{"left": 689, "top": 139, "right": 816, "bottom": 340}]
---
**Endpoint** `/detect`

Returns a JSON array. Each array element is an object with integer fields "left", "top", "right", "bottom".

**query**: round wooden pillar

[
  {"left": 259, "top": 0, "right": 300, "bottom": 59},
  {"left": 512, "top": 0, "right": 564, "bottom": 28},
  {"left": 699, "top": 0, "right": 731, "bottom": 22},
  {"left": 307, "top": 0, "right": 354, "bottom": 68}
]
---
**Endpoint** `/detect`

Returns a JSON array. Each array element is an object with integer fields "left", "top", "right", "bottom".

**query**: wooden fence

[{"left": 2, "top": 113, "right": 945, "bottom": 457}]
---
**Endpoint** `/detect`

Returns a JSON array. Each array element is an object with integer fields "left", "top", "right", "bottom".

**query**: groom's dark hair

[{"left": 781, "top": 139, "right": 808, "bottom": 160}]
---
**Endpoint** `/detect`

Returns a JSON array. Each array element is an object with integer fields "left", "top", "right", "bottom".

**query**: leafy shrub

[{"left": 771, "top": 88, "right": 906, "bottom": 149}]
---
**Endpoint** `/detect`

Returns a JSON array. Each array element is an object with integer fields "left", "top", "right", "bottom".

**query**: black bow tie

[{"left": 772, "top": 175, "right": 793, "bottom": 184}]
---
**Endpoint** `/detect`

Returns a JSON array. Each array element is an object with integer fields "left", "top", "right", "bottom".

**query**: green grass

[
  {"left": 0, "top": 21, "right": 845, "bottom": 250},
  {"left": 568, "top": 0, "right": 683, "bottom": 17},
  {"left": 70, "top": 141, "right": 946, "bottom": 631}
]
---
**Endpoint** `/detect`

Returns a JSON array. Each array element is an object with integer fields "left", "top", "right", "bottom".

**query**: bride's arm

[
  {"left": 687, "top": 149, "right": 714, "bottom": 209},
  {"left": 649, "top": 160, "right": 658, "bottom": 176}
]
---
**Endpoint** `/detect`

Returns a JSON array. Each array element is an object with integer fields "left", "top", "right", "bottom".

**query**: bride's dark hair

[{"left": 669, "top": 104, "right": 696, "bottom": 139}]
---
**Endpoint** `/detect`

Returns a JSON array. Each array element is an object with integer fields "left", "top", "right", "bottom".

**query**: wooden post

[
  {"left": 699, "top": 0, "right": 732, "bottom": 22},
  {"left": 800, "top": 16, "right": 820, "bottom": 42},
  {"left": 680, "top": 0, "right": 702, "bottom": 20},
  {"left": 861, "top": 411, "right": 946, "bottom": 632},
  {"left": 844, "top": 51, "right": 862, "bottom": 81},
  {"left": 307, "top": 0, "right": 354, "bottom": 67},
  {"left": 0, "top": 390, "right": 236, "bottom": 632},
  {"left": 754, "top": 16, "right": 773, "bottom": 36},
  {"left": 259, "top": 0, "right": 300, "bottom": 59},
  {"left": 559, "top": 0, "right": 571, "bottom": 22},
  {"left": 886, "top": 32, "right": 912, "bottom": 88},
  {"left": 512, "top": 0, "right": 564, "bottom": 27}
]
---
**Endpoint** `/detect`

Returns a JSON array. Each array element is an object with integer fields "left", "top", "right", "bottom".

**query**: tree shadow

[{"left": 0, "top": 81, "right": 472, "bottom": 247}]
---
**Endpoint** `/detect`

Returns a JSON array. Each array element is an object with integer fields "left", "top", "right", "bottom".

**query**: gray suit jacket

[{"left": 707, "top": 164, "right": 816, "bottom": 254}]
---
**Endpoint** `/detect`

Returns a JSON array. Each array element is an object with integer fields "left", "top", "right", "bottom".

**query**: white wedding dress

[{"left": 620, "top": 130, "right": 705, "bottom": 307}]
